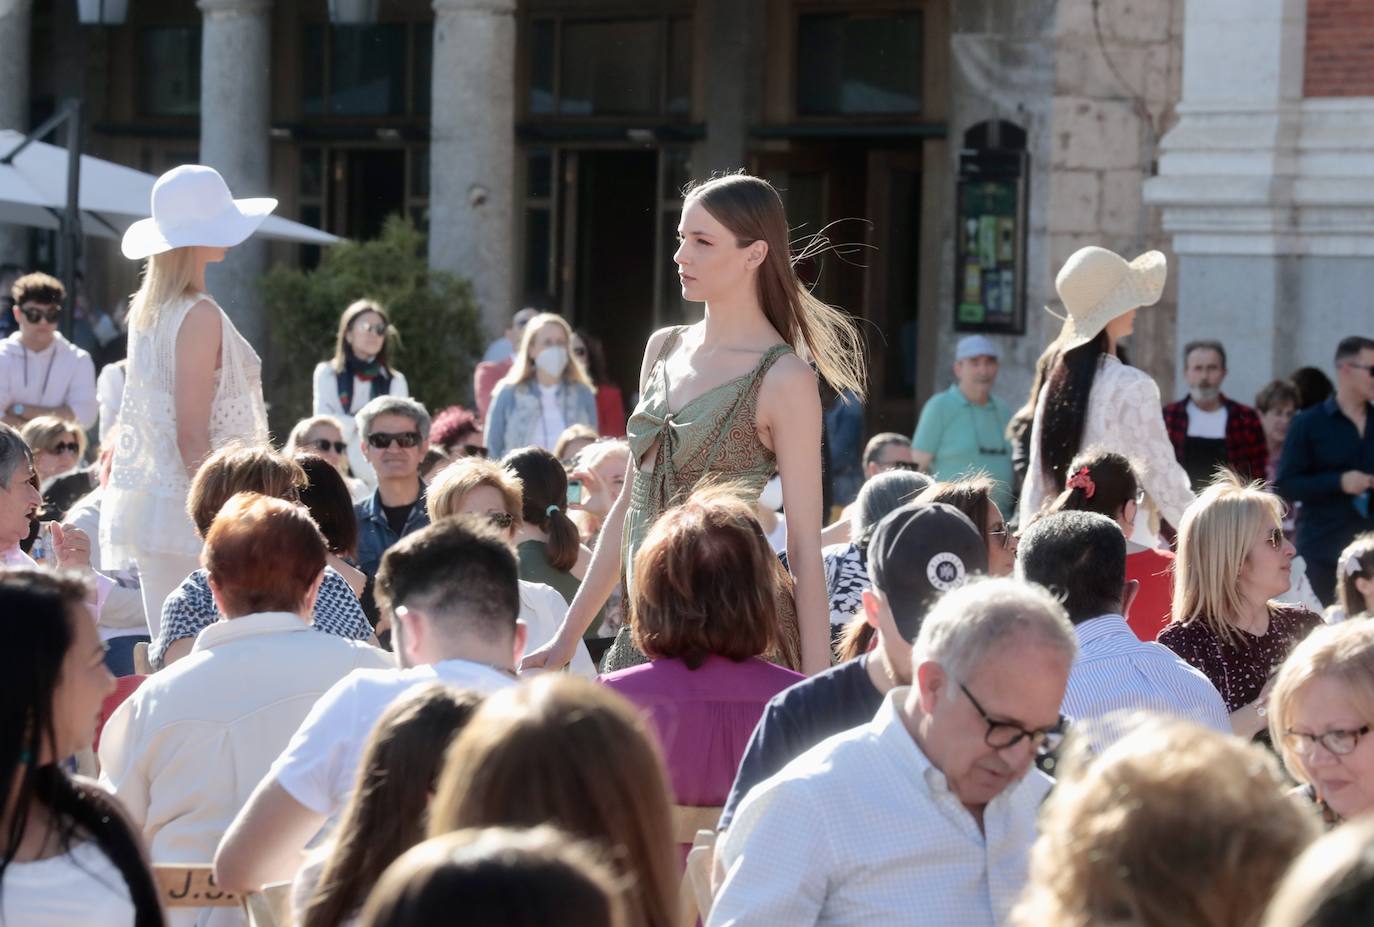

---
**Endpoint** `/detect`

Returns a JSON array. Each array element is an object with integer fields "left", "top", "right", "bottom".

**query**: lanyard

[{"left": 23, "top": 344, "right": 57, "bottom": 400}]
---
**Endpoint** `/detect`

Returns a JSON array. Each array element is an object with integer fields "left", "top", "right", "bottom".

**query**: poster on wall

[{"left": 954, "top": 152, "right": 1027, "bottom": 334}]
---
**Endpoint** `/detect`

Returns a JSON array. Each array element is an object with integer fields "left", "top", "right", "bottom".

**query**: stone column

[
  {"left": 197, "top": 0, "right": 272, "bottom": 350},
  {"left": 0, "top": 0, "right": 33, "bottom": 266},
  {"left": 1144, "top": 0, "right": 1320, "bottom": 403},
  {"left": 699, "top": 0, "right": 755, "bottom": 175},
  {"left": 430, "top": 0, "right": 516, "bottom": 341}
]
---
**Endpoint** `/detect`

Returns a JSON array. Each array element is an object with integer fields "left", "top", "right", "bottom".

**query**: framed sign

[{"left": 954, "top": 141, "right": 1028, "bottom": 334}]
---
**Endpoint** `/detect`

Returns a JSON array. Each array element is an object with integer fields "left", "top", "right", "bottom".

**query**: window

[
  {"left": 796, "top": 12, "right": 922, "bottom": 116},
  {"left": 526, "top": 16, "right": 692, "bottom": 117},
  {"left": 302, "top": 23, "right": 421, "bottom": 117},
  {"left": 140, "top": 26, "right": 201, "bottom": 117}
]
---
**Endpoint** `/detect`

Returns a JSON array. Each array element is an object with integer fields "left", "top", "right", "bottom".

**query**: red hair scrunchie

[{"left": 1066, "top": 466, "right": 1096, "bottom": 499}]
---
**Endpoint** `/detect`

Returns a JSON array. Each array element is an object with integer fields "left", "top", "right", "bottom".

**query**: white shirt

[
  {"left": 1063, "top": 614, "right": 1231, "bottom": 751},
  {"left": 519, "top": 579, "right": 596, "bottom": 677},
  {"left": 1185, "top": 400, "right": 1228, "bottom": 439},
  {"left": 0, "top": 840, "right": 137, "bottom": 926},
  {"left": 63, "top": 487, "right": 146, "bottom": 640},
  {"left": 98, "top": 611, "right": 390, "bottom": 927},
  {"left": 710, "top": 691, "right": 1050, "bottom": 927},
  {"left": 269, "top": 658, "right": 517, "bottom": 819},
  {"left": 536, "top": 382, "right": 567, "bottom": 450},
  {"left": 0, "top": 332, "right": 98, "bottom": 428}
]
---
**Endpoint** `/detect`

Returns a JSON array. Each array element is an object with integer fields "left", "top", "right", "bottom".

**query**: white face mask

[{"left": 534, "top": 345, "right": 569, "bottom": 378}]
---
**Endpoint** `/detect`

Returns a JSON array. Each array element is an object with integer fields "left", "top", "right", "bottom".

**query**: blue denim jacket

[
  {"left": 484, "top": 380, "right": 598, "bottom": 458},
  {"left": 355, "top": 481, "right": 431, "bottom": 576}
]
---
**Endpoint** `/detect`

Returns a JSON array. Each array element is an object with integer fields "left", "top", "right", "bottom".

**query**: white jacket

[{"left": 99, "top": 612, "right": 391, "bottom": 927}]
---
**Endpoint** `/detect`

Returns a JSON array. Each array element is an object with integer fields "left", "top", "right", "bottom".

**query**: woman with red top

[
  {"left": 1045, "top": 449, "right": 1174, "bottom": 641},
  {"left": 1158, "top": 473, "right": 1322, "bottom": 739},
  {"left": 571, "top": 330, "right": 626, "bottom": 438}
]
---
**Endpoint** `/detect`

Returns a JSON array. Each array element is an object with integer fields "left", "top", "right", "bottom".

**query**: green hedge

[{"left": 261, "top": 216, "right": 484, "bottom": 438}]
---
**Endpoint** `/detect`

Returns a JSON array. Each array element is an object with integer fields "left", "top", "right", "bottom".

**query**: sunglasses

[
  {"left": 486, "top": 511, "right": 515, "bottom": 530},
  {"left": 46, "top": 441, "right": 80, "bottom": 455},
  {"left": 882, "top": 460, "right": 921, "bottom": 473},
  {"left": 310, "top": 438, "right": 349, "bottom": 454},
  {"left": 368, "top": 431, "right": 421, "bottom": 450},
  {"left": 457, "top": 443, "right": 488, "bottom": 458},
  {"left": 353, "top": 322, "right": 387, "bottom": 336},
  {"left": 1345, "top": 361, "right": 1374, "bottom": 377},
  {"left": 20, "top": 305, "right": 62, "bottom": 324},
  {"left": 1265, "top": 526, "right": 1285, "bottom": 550}
]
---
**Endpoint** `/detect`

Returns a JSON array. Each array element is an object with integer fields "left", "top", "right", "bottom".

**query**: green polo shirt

[{"left": 912, "top": 384, "right": 1014, "bottom": 513}]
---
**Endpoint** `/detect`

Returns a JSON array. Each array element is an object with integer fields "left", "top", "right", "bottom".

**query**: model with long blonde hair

[
  {"left": 1158, "top": 473, "right": 1322, "bottom": 737},
  {"left": 103, "top": 165, "right": 274, "bottom": 635},
  {"left": 524, "top": 172, "right": 867, "bottom": 676}
]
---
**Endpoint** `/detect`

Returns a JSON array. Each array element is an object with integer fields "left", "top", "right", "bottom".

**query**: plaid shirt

[{"left": 1162, "top": 395, "right": 1268, "bottom": 483}]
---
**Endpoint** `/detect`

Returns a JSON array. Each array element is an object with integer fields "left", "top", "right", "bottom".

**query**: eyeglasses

[
  {"left": 1343, "top": 362, "right": 1374, "bottom": 377},
  {"left": 367, "top": 431, "right": 421, "bottom": 450},
  {"left": 20, "top": 305, "right": 62, "bottom": 324},
  {"left": 45, "top": 441, "right": 80, "bottom": 456},
  {"left": 486, "top": 511, "right": 515, "bottom": 530},
  {"left": 310, "top": 438, "right": 348, "bottom": 454},
  {"left": 457, "top": 443, "right": 488, "bottom": 458},
  {"left": 987, "top": 523, "right": 1016, "bottom": 550},
  {"left": 1265, "top": 526, "right": 1285, "bottom": 550},
  {"left": 881, "top": 460, "right": 921, "bottom": 473},
  {"left": 354, "top": 322, "right": 387, "bottom": 336},
  {"left": 1283, "top": 725, "right": 1371, "bottom": 757},
  {"left": 960, "top": 683, "right": 1067, "bottom": 757}
]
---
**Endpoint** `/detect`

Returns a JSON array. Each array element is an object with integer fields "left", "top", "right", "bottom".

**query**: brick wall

[{"left": 1306, "top": 0, "right": 1374, "bottom": 97}]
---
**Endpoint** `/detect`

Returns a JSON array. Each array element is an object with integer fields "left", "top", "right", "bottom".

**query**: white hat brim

[
  {"left": 1050, "top": 250, "right": 1167, "bottom": 351},
  {"left": 121, "top": 196, "right": 279, "bottom": 260}
]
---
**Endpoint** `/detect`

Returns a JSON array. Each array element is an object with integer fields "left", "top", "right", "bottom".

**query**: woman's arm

[
  {"left": 1120, "top": 373, "right": 1196, "bottom": 528},
  {"left": 521, "top": 327, "right": 674, "bottom": 671},
  {"left": 760, "top": 356, "right": 831, "bottom": 675},
  {"left": 174, "top": 300, "right": 223, "bottom": 476}
]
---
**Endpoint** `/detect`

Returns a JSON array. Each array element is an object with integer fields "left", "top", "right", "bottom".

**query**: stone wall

[
  {"left": 1305, "top": 0, "right": 1374, "bottom": 97},
  {"left": 1048, "top": 0, "right": 1183, "bottom": 395}
]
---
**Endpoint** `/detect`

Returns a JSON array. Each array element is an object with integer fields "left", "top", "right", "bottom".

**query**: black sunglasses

[
  {"left": 46, "top": 441, "right": 80, "bottom": 455},
  {"left": 486, "top": 511, "right": 515, "bottom": 530},
  {"left": 310, "top": 438, "right": 349, "bottom": 455},
  {"left": 961, "top": 683, "right": 1067, "bottom": 757},
  {"left": 20, "top": 305, "right": 62, "bottom": 324},
  {"left": 458, "top": 443, "right": 488, "bottom": 458},
  {"left": 367, "top": 431, "right": 421, "bottom": 450},
  {"left": 1265, "top": 526, "right": 1286, "bottom": 550}
]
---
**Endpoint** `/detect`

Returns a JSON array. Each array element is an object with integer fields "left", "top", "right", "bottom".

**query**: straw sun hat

[
  {"left": 121, "top": 164, "right": 277, "bottom": 260},
  {"left": 1048, "top": 246, "right": 1167, "bottom": 351}
]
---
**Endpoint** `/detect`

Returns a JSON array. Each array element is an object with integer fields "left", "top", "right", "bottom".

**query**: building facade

[{"left": 4, "top": 0, "right": 1369, "bottom": 433}]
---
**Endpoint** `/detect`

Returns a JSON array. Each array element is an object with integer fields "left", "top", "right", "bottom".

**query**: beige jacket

[{"left": 99, "top": 612, "right": 391, "bottom": 926}]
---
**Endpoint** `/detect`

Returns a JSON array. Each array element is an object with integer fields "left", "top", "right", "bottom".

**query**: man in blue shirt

[
  {"left": 1276, "top": 336, "right": 1374, "bottom": 605},
  {"left": 911, "top": 334, "right": 1014, "bottom": 513},
  {"left": 354, "top": 395, "right": 432, "bottom": 576}
]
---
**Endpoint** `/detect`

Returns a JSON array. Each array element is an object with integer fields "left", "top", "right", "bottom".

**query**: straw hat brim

[
  {"left": 1048, "top": 250, "right": 1167, "bottom": 351},
  {"left": 121, "top": 196, "right": 278, "bottom": 260}
]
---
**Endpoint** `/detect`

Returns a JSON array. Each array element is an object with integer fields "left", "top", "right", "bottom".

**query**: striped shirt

[{"left": 1064, "top": 614, "right": 1231, "bottom": 751}]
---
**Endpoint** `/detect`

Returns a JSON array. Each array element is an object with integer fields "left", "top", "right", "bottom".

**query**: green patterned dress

[{"left": 600, "top": 326, "right": 802, "bottom": 672}]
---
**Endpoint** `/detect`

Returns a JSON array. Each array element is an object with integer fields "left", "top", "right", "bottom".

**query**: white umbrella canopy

[{"left": 0, "top": 129, "right": 341, "bottom": 246}]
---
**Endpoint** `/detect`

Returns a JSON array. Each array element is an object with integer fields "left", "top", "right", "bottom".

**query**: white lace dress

[
  {"left": 1021, "top": 354, "right": 1195, "bottom": 532},
  {"left": 102, "top": 293, "right": 268, "bottom": 629}
]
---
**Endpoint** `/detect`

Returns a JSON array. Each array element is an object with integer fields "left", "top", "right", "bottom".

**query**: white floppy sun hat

[
  {"left": 1049, "top": 246, "right": 1167, "bottom": 351},
  {"left": 121, "top": 164, "right": 277, "bottom": 260}
]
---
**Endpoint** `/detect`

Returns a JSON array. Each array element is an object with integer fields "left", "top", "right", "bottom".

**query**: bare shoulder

[
  {"left": 761, "top": 351, "right": 818, "bottom": 395},
  {"left": 180, "top": 298, "right": 222, "bottom": 338},
  {"left": 638, "top": 325, "right": 683, "bottom": 393}
]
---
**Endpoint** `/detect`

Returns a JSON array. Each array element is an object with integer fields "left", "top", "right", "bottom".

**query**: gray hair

[
  {"left": 851, "top": 469, "right": 931, "bottom": 541},
  {"left": 914, "top": 577, "right": 1077, "bottom": 688},
  {"left": 355, "top": 395, "right": 432, "bottom": 443},
  {"left": 0, "top": 424, "right": 31, "bottom": 490}
]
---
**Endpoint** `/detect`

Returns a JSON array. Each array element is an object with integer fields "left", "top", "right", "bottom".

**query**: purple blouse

[{"left": 601, "top": 654, "right": 804, "bottom": 810}]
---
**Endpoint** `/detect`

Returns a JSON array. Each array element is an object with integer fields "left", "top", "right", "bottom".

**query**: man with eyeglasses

[
  {"left": 711, "top": 576, "right": 1075, "bottom": 926},
  {"left": 1017, "top": 510, "right": 1229, "bottom": 752},
  {"left": 0, "top": 273, "right": 97, "bottom": 430},
  {"left": 354, "top": 395, "right": 433, "bottom": 576},
  {"left": 911, "top": 335, "right": 1014, "bottom": 513},
  {"left": 1277, "top": 335, "right": 1374, "bottom": 606}
]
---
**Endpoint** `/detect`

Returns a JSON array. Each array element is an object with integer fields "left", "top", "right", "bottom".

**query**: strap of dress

[{"left": 650, "top": 326, "right": 690, "bottom": 395}]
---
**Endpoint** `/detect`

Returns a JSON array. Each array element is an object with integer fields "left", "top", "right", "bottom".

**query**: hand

[
  {"left": 51, "top": 523, "right": 92, "bottom": 571},
  {"left": 1340, "top": 471, "right": 1374, "bottom": 495},
  {"left": 519, "top": 631, "right": 577, "bottom": 675}
]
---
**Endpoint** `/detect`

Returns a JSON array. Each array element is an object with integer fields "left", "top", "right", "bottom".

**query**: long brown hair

[
  {"left": 329, "top": 298, "right": 394, "bottom": 373},
  {"left": 429, "top": 676, "right": 678, "bottom": 927},
  {"left": 502, "top": 446, "right": 581, "bottom": 571},
  {"left": 686, "top": 173, "right": 867, "bottom": 398},
  {"left": 301, "top": 684, "right": 484, "bottom": 927}
]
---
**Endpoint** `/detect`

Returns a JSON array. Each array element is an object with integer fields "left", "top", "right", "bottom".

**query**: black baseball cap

[{"left": 867, "top": 502, "right": 988, "bottom": 642}]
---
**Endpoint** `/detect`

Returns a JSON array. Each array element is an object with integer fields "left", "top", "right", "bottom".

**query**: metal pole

[{"left": 59, "top": 98, "right": 82, "bottom": 342}]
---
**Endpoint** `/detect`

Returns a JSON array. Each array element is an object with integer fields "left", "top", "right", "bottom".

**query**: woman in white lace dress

[
  {"left": 1021, "top": 246, "right": 1195, "bottom": 534},
  {"left": 102, "top": 165, "right": 275, "bottom": 636}
]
